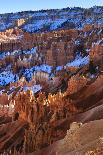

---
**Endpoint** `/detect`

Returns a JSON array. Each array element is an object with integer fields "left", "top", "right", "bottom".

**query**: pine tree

[{"left": 89, "top": 60, "right": 96, "bottom": 74}]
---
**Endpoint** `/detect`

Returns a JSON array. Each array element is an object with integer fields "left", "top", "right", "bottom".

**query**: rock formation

[{"left": 0, "top": 7, "right": 103, "bottom": 155}]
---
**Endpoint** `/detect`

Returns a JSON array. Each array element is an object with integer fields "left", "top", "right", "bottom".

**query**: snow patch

[
  {"left": 0, "top": 71, "right": 19, "bottom": 86},
  {"left": 24, "top": 84, "right": 42, "bottom": 93},
  {"left": 66, "top": 55, "right": 89, "bottom": 67}
]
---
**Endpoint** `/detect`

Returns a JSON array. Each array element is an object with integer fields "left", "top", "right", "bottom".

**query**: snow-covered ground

[
  {"left": 66, "top": 55, "right": 89, "bottom": 67},
  {"left": 23, "top": 47, "right": 37, "bottom": 55},
  {"left": 0, "top": 62, "right": 52, "bottom": 86},
  {"left": 34, "top": 64, "right": 52, "bottom": 73},
  {"left": 24, "top": 84, "right": 42, "bottom": 93},
  {"left": 24, "top": 19, "right": 51, "bottom": 32},
  {"left": 56, "top": 66, "right": 63, "bottom": 71},
  {"left": 50, "top": 18, "right": 67, "bottom": 30},
  {"left": 0, "top": 71, "right": 19, "bottom": 86},
  {"left": 23, "top": 18, "right": 68, "bottom": 32},
  {"left": 0, "top": 6, "right": 102, "bottom": 32},
  {"left": 24, "top": 64, "right": 52, "bottom": 81},
  {"left": 0, "top": 47, "right": 37, "bottom": 60},
  {"left": 54, "top": 55, "right": 90, "bottom": 72},
  {"left": 0, "top": 51, "right": 10, "bottom": 60},
  {"left": 0, "top": 52, "right": 90, "bottom": 86}
]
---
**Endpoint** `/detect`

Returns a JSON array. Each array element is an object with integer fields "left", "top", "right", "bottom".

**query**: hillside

[{"left": 0, "top": 6, "right": 103, "bottom": 32}]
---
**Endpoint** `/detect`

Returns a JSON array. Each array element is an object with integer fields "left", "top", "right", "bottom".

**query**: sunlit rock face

[
  {"left": 67, "top": 74, "right": 88, "bottom": 94},
  {"left": 56, "top": 120, "right": 103, "bottom": 155},
  {"left": 12, "top": 89, "right": 78, "bottom": 153},
  {"left": 46, "top": 41, "right": 75, "bottom": 66},
  {"left": 15, "top": 18, "right": 25, "bottom": 27},
  {"left": 0, "top": 28, "right": 23, "bottom": 51},
  {"left": 90, "top": 44, "right": 103, "bottom": 66}
]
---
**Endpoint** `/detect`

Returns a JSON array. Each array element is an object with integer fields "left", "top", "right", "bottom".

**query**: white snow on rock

[
  {"left": 24, "top": 19, "right": 51, "bottom": 32},
  {"left": 0, "top": 47, "right": 37, "bottom": 60},
  {"left": 50, "top": 18, "right": 67, "bottom": 30},
  {"left": 0, "top": 7, "right": 103, "bottom": 32},
  {"left": 66, "top": 55, "right": 89, "bottom": 67},
  {"left": 56, "top": 66, "right": 63, "bottom": 71},
  {"left": 23, "top": 47, "right": 37, "bottom": 55},
  {"left": 34, "top": 64, "right": 52, "bottom": 73},
  {"left": 24, "top": 64, "right": 52, "bottom": 81},
  {"left": 23, "top": 84, "right": 42, "bottom": 93},
  {"left": 0, "top": 52, "right": 10, "bottom": 60},
  {"left": 0, "top": 71, "right": 19, "bottom": 86}
]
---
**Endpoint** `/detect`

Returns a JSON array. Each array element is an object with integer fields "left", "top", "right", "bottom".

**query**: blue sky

[{"left": 0, "top": 0, "right": 103, "bottom": 13}]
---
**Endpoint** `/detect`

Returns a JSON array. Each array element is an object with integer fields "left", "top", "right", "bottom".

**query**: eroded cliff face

[
  {"left": 14, "top": 90, "right": 78, "bottom": 152},
  {"left": 53, "top": 120, "right": 103, "bottom": 155},
  {"left": 0, "top": 28, "right": 77, "bottom": 60},
  {"left": 0, "top": 6, "right": 103, "bottom": 32},
  {"left": 0, "top": 7, "right": 103, "bottom": 155},
  {"left": 0, "top": 24, "right": 103, "bottom": 71},
  {"left": 0, "top": 73, "right": 103, "bottom": 154}
]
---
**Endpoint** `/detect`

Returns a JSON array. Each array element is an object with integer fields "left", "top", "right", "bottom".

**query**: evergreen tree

[{"left": 89, "top": 60, "right": 96, "bottom": 74}]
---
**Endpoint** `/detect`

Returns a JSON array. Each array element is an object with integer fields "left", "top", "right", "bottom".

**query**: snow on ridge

[
  {"left": 33, "top": 12, "right": 48, "bottom": 17},
  {"left": 0, "top": 47, "right": 37, "bottom": 60},
  {"left": 66, "top": 55, "right": 89, "bottom": 67},
  {"left": 50, "top": 18, "right": 67, "bottom": 30},
  {"left": 23, "top": 19, "right": 51, "bottom": 32},
  {"left": 0, "top": 7, "right": 103, "bottom": 32}
]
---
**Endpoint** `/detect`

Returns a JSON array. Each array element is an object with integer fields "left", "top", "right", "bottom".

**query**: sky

[{"left": 0, "top": 0, "right": 103, "bottom": 13}]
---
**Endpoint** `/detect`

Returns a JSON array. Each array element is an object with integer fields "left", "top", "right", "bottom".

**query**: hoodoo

[{"left": 0, "top": 1, "right": 103, "bottom": 155}]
